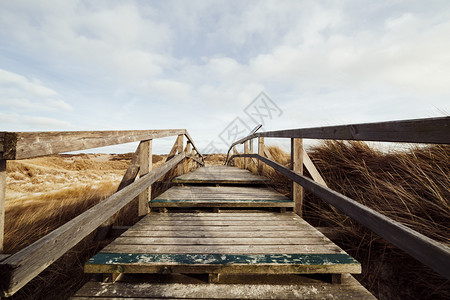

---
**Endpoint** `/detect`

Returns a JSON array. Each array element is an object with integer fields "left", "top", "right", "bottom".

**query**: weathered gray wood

[
  {"left": 165, "top": 135, "right": 181, "bottom": 161},
  {"left": 303, "top": 149, "right": 328, "bottom": 187},
  {"left": 0, "top": 153, "right": 187, "bottom": 297},
  {"left": 138, "top": 140, "right": 152, "bottom": 217},
  {"left": 292, "top": 138, "right": 304, "bottom": 216},
  {"left": 258, "top": 137, "right": 264, "bottom": 174},
  {"left": 71, "top": 274, "right": 376, "bottom": 299},
  {"left": 173, "top": 166, "right": 269, "bottom": 185},
  {"left": 244, "top": 140, "right": 249, "bottom": 169},
  {"left": 2, "top": 129, "right": 186, "bottom": 160},
  {"left": 0, "top": 159, "right": 5, "bottom": 253},
  {"left": 176, "top": 135, "right": 184, "bottom": 174},
  {"left": 111, "top": 236, "right": 330, "bottom": 245},
  {"left": 229, "top": 153, "right": 450, "bottom": 280},
  {"left": 151, "top": 185, "right": 292, "bottom": 208},
  {"left": 184, "top": 131, "right": 204, "bottom": 160}
]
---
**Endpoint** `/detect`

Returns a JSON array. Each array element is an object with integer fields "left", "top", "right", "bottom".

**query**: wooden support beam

[
  {"left": 0, "top": 153, "right": 186, "bottom": 297},
  {"left": 244, "top": 141, "right": 249, "bottom": 169},
  {"left": 1, "top": 130, "right": 186, "bottom": 160},
  {"left": 138, "top": 140, "right": 152, "bottom": 217},
  {"left": 258, "top": 137, "right": 264, "bottom": 174},
  {"left": 291, "top": 138, "right": 304, "bottom": 216},
  {"left": 176, "top": 135, "right": 184, "bottom": 175},
  {"left": 0, "top": 159, "right": 5, "bottom": 253},
  {"left": 264, "top": 147, "right": 275, "bottom": 161},
  {"left": 303, "top": 150, "right": 327, "bottom": 187}
]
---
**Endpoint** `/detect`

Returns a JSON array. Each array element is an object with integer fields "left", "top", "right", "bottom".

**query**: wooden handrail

[
  {"left": 0, "top": 129, "right": 204, "bottom": 160},
  {"left": 227, "top": 153, "right": 450, "bottom": 280},
  {"left": 0, "top": 153, "right": 187, "bottom": 297},
  {"left": 225, "top": 116, "right": 450, "bottom": 164}
]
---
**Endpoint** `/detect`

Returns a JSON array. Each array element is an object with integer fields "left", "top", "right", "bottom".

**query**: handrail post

[
  {"left": 177, "top": 135, "right": 184, "bottom": 174},
  {"left": 291, "top": 138, "right": 304, "bottom": 216},
  {"left": 0, "top": 159, "right": 5, "bottom": 253},
  {"left": 244, "top": 141, "right": 249, "bottom": 169},
  {"left": 138, "top": 140, "right": 152, "bottom": 217},
  {"left": 258, "top": 137, "right": 264, "bottom": 174}
]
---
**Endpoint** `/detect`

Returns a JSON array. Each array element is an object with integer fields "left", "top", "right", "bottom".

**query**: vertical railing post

[
  {"left": 291, "top": 138, "right": 304, "bottom": 216},
  {"left": 244, "top": 141, "right": 249, "bottom": 169},
  {"left": 258, "top": 137, "right": 264, "bottom": 174},
  {"left": 138, "top": 140, "right": 152, "bottom": 217},
  {"left": 177, "top": 135, "right": 184, "bottom": 174},
  {"left": 0, "top": 159, "right": 5, "bottom": 252}
]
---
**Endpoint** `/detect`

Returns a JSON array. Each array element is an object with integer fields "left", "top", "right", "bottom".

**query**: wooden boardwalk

[{"left": 75, "top": 166, "right": 375, "bottom": 299}]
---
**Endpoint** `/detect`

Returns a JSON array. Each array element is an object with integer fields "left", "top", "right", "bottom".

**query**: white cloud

[{"left": 0, "top": 69, "right": 72, "bottom": 112}]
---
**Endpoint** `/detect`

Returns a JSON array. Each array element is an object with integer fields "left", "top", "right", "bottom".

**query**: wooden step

[
  {"left": 173, "top": 166, "right": 270, "bottom": 185},
  {"left": 151, "top": 186, "right": 293, "bottom": 208},
  {"left": 85, "top": 213, "right": 360, "bottom": 276},
  {"left": 71, "top": 273, "right": 376, "bottom": 299}
]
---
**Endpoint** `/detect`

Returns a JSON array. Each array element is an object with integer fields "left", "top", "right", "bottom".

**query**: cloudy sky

[{"left": 1, "top": 1, "right": 449, "bottom": 153}]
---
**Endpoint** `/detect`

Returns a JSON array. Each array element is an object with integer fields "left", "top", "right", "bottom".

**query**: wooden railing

[
  {"left": 0, "top": 129, "right": 203, "bottom": 297},
  {"left": 226, "top": 116, "right": 450, "bottom": 280}
]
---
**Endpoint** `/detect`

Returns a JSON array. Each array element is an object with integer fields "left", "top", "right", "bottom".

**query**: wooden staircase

[{"left": 72, "top": 166, "right": 375, "bottom": 299}]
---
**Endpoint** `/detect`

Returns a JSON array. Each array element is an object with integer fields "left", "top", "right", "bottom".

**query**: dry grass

[
  {"left": 232, "top": 142, "right": 450, "bottom": 300},
  {"left": 3, "top": 153, "right": 199, "bottom": 299}
]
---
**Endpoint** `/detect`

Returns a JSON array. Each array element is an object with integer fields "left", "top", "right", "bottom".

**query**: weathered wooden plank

[
  {"left": 2, "top": 129, "right": 186, "bottom": 160},
  {"left": 100, "top": 244, "right": 344, "bottom": 254},
  {"left": 111, "top": 236, "right": 331, "bottom": 245},
  {"left": 0, "top": 159, "right": 5, "bottom": 253},
  {"left": 155, "top": 186, "right": 286, "bottom": 200},
  {"left": 173, "top": 166, "right": 270, "bottom": 184},
  {"left": 120, "top": 230, "right": 324, "bottom": 238},
  {"left": 138, "top": 140, "right": 152, "bottom": 217},
  {"left": 150, "top": 201, "right": 294, "bottom": 208},
  {"left": 292, "top": 138, "right": 304, "bottom": 216},
  {"left": 130, "top": 225, "right": 303, "bottom": 232},
  {"left": 0, "top": 153, "right": 187, "bottom": 297},
  {"left": 230, "top": 153, "right": 450, "bottom": 280},
  {"left": 71, "top": 274, "right": 375, "bottom": 299},
  {"left": 135, "top": 220, "right": 303, "bottom": 226}
]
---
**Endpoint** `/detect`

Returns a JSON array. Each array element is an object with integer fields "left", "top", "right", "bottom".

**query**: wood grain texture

[
  {"left": 151, "top": 185, "right": 292, "bottom": 208},
  {"left": 85, "top": 212, "right": 359, "bottom": 276},
  {"left": 0, "top": 160, "right": 5, "bottom": 252},
  {"left": 229, "top": 153, "right": 450, "bottom": 280},
  {"left": 138, "top": 140, "right": 152, "bottom": 217},
  {"left": 303, "top": 149, "right": 328, "bottom": 187},
  {"left": 71, "top": 274, "right": 376, "bottom": 299},
  {"left": 173, "top": 166, "right": 269, "bottom": 185},
  {"left": 2, "top": 129, "right": 186, "bottom": 160},
  {"left": 228, "top": 117, "right": 450, "bottom": 149},
  {"left": 0, "top": 153, "right": 186, "bottom": 297},
  {"left": 292, "top": 138, "right": 304, "bottom": 216}
]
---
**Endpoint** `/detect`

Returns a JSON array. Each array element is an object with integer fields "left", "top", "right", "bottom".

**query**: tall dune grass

[{"left": 232, "top": 142, "right": 450, "bottom": 299}]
